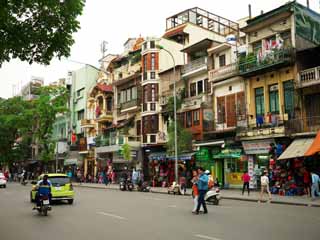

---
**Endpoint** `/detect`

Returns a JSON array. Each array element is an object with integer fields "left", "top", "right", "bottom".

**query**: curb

[{"left": 74, "top": 184, "right": 320, "bottom": 207}]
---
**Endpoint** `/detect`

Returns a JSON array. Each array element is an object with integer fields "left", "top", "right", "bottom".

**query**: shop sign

[
  {"left": 242, "top": 139, "right": 274, "bottom": 155},
  {"left": 212, "top": 148, "right": 242, "bottom": 159},
  {"left": 226, "top": 172, "right": 242, "bottom": 185},
  {"left": 248, "top": 155, "right": 256, "bottom": 189},
  {"left": 196, "top": 148, "right": 210, "bottom": 161}
]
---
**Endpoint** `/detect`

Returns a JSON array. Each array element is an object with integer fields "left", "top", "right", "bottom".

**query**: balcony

[
  {"left": 285, "top": 116, "right": 320, "bottom": 135},
  {"left": 120, "top": 99, "right": 139, "bottom": 111},
  {"left": 80, "top": 119, "right": 95, "bottom": 128},
  {"left": 236, "top": 114, "right": 289, "bottom": 139},
  {"left": 238, "top": 48, "right": 293, "bottom": 76},
  {"left": 181, "top": 94, "right": 211, "bottom": 110},
  {"left": 95, "top": 135, "right": 141, "bottom": 154},
  {"left": 182, "top": 57, "right": 207, "bottom": 78},
  {"left": 299, "top": 66, "right": 320, "bottom": 88},
  {"left": 96, "top": 110, "right": 113, "bottom": 123},
  {"left": 209, "top": 62, "right": 239, "bottom": 82}
]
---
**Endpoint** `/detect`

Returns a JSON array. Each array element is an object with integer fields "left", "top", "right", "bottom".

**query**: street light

[{"left": 157, "top": 45, "right": 179, "bottom": 184}]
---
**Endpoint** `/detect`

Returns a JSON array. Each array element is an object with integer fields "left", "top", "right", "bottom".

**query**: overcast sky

[{"left": 0, "top": 0, "right": 318, "bottom": 98}]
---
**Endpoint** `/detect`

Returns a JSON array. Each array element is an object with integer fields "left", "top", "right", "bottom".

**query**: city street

[{"left": 0, "top": 183, "right": 319, "bottom": 240}]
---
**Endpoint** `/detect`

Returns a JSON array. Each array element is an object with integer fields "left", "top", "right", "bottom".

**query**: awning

[
  {"left": 96, "top": 145, "right": 120, "bottom": 154},
  {"left": 64, "top": 159, "right": 78, "bottom": 166},
  {"left": 149, "top": 152, "right": 167, "bottom": 161},
  {"left": 278, "top": 138, "right": 314, "bottom": 160},
  {"left": 305, "top": 131, "right": 320, "bottom": 157},
  {"left": 167, "top": 153, "right": 195, "bottom": 161}
]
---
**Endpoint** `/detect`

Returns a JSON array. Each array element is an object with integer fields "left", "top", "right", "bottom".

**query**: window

[
  {"left": 151, "top": 84, "right": 156, "bottom": 102},
  {"left": 280, "top": 31, "right": 292, "bottom": 48},
  {"left": 118, "top": 73, "right": 123, "bottom": 79},
  {"left": 204, "top": 79, "right": 210, "bottom": 94},
  {"left": 186, "top": 111, "right": 192, "bottom": 128},
  {"left": 219, "top": 54, "right": 226, "bottom": 67},
  {"left": 193, "top": 110, "right": 200, "bottom": 126},
  {"left": 255, "top": 87, "right": 264, "bottom": 116},
  {"left": 190, "top": 83, "right": 196, "bottom": 97},
  {"left": 143, "top": 55, "right": 147, "bottom": 73},
  {"left": 150, "top": 41, "right": 155, "bottom": 49},
  {"left": 217, "top": 97, "right": 226, "bottom": 123},
  {"left": 252, "top": 41, "right": 262, "bottom": 55},
  {"left": 132, "top": 86, "right": 137, "bottom": 100},
  {"left": 178, "top": 113, "right": 185, "bottom": 127},
  {"left": 121, "top": 90, "right": 126, "bottom": 103},
  {"left": 150, "top": 103, "right": 156, "bottom": 111},
  {"left": 136, "top": 120, "right": 141, "bottom": 136},
  {"left": 77, "top": 110, "right": 84, "bottom": 121},
  {"left": 76, "top": 88, "right": 84, "bottom": 98},
  {"left": 236, "top": 92, "right": 246, "bottom": 120},
  {"left": 150, "top": 115, "right": 158, "bottom": 133},
  {"left": 143, "top": 42, "right": 147, "bottom": 50},
  {"left": 150, "top": 72, "right": 156, "bottom": 79},
  {"left": 126, "top": 88, "right": 131, "bottom": 102},
  {"left": 106, "top": 97, "right": 112, "bottom": 112},
  {"left": 197, "top": 81, "right": 203, "bottom": 95},
  {"left": 151, "top": 53, "right": 156, "bottom": 71},
  {"left": 283, "top": 81, "right": 294, "bottom": 118},
  {"left": 269, "top": 84, "right": 279, "bottom": 114}
]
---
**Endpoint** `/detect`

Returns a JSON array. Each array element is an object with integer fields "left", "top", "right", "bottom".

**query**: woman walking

[
  {"left": 259, "top": 172, "right": 272, "bottom": 202},
  {"left": 191, "top": 169, "right": 199, "bottom": 213}
]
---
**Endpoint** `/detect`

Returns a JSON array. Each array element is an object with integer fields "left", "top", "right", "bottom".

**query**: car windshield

[{"left": 48, "top": 176, "right": 70, "bottom": 186}]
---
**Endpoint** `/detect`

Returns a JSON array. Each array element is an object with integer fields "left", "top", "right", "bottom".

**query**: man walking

[
  {"left": 195, "top": 167, "right": 208, "bottom": 215},
  {"left": 311, "top": 171, "right": 320, "bottom": 200},
  {"left": 242, "top": 171, "right": 250, "bottom": 195}
]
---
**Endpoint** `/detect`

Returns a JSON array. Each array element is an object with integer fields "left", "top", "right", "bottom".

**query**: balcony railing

[
  {"left": 81, "top": 119, "right": 94, "bottom": 127},
  {"left": 182, "top": 57, "right": 207, "bottom": 76},
  {"left": 209, "top": 62, "right": 238, "bottom": 82},
  {"left": 285, "top": 116, "right": 320, "bottom": 134},
  {"left": 299, "top": 66, "right": 320, "bottom": 88},
  {"left": 238, "top": 48, "right": 293, "bottom": 76},
  {"left": 120, "top": 99, "right": 139, "bottom": 110}
]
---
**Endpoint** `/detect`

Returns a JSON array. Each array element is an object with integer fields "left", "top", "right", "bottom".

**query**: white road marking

[
  {"left": 168, "top": 205, "right": 177, "bottom": 208},
  {"left": 144, "top": 197, "right": 164, "bottom": 201},
  {"left": 194, "top": 234, "right": 222, "bottom": 240},
  {"left": 97, "top": 211, "right": 127, "bottom": 220}
]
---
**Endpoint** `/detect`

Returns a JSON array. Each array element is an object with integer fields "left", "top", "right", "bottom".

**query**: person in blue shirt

[
  {"left": 311, "top": 171, "right": 320, "bottom": 200},
  {"left": 195, "top": 167, "right": 209, "bottom": 214},
  {"left": 34, "top": 175, "right": 52, "bottom": 208}
]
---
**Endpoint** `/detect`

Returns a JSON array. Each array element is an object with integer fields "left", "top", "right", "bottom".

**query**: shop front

[
  {"left": 148, "top": 152, "right": 195, "bottom": 187},
  {"left": 212, "top": 148, "right": 245, "bottom": 188},
  {"left": 242, "top": 139, "right": 275, "bottom": 188}
]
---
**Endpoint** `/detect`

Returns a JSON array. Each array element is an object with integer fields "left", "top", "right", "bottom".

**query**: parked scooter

[
  {"left": 205, "top": 187, "right": 221, "bottom": 205},
  {"left": 137, "top": 180, "right": 150, "bottom": 192},
  {"left": 119, "top": 178, "right": 134, "bottom": 191}
]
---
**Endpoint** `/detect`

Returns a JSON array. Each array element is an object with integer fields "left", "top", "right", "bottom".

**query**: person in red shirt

[
  {"left": 242, "top": 171, "right": 251, "bottom": 195},
  {"left": 303, "top": 168, "right": 311, "bottom": 197}
]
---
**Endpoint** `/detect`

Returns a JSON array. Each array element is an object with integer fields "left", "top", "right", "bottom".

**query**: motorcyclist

[{"left": 33, "top": 175, "right": 52, "bottom": 209}]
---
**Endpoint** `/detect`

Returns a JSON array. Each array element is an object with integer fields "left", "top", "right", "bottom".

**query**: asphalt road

[{"left": 0, "top": 183, "right": 319, "bottom": 240}]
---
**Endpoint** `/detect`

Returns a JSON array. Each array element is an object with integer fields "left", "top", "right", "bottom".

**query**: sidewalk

[{"left": 73, "top": 182, "right": 320, "bottom": 207}]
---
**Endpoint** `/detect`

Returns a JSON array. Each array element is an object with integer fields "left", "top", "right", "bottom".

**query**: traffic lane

[{"left": 0, "top": 184, "right": 319, "bottom": 240}]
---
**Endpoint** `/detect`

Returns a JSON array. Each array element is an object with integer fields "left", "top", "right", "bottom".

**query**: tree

[
  {"left": 0, "top": 0, "right": 85, "bottom": 66},
  {"left": 122, "top": 143, "right": 132, "bottom": 161},
  {"left": 0, "top": 97, "right": 34, "bottom": 166},
  {"left": 32, "top": 86, "right": 69, "bottom": 163},
  {"left": 166, "top": 121, "right": 192, "bottom": 157}
]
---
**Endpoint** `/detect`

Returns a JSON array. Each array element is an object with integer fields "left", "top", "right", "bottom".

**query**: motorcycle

[
  {"left": 205, "top": 187, "right": 221, "bottom": 205},
  {"left": 35, "top": 195, "right": 51, "bottom": 216},
  {"left": 119, "top": 178, "right": 134, "bottom": 191},
  {"left": 137, "top": 180, "right": 150, "bottom": 192}
]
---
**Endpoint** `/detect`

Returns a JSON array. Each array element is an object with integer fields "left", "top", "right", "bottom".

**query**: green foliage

[
  {"left": 166, "top": 121, "right": 192, "bottom": 156},
  {"left": 0, "top": 86, "right": 69, "bottom": 166},
  {"left": 0, "top": 0, "right": 85, "bottom": 65},
  {"left": 0, "top": 97, "right": 34, "bottom": 165},
  {"left": 33, "top": 86, "right": 69, "bottom": 162},
  {"left": 121, "top": 143, "right": 132, "bottom": 161}
]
